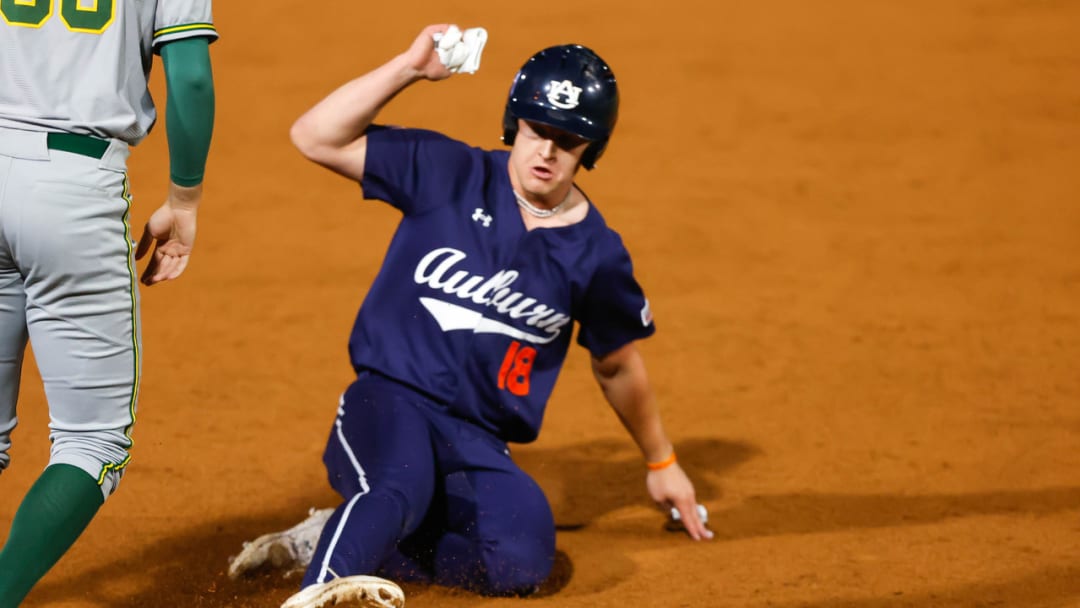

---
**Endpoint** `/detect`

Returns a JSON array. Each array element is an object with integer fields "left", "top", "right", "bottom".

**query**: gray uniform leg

[
  {"left": 0, "top": 155, "right": 29, "bottom": 473},
  {"left": 0, "top": 131, "right": 140, "bottom": 499}
]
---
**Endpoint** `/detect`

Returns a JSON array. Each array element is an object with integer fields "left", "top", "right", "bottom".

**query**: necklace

[{"left": 513, "top": 188, "right": 573, "bottom": 218}]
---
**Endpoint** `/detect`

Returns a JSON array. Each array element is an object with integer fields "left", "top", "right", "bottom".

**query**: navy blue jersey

[{"left": 351, "top": 126, "right": 655, "bottom": 443}]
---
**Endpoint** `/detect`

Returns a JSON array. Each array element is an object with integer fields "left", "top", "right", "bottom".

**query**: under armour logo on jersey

[
  {"left": 472, "top": 208, "right": 492, "bottom": 227},
  {"left": 547, "top": 80, "right": 583, "bottom": 109}
]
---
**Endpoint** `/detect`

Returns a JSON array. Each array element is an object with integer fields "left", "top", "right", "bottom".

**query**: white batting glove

[{"left": 433, "top": 25, "right": 488, "bottom": 74}]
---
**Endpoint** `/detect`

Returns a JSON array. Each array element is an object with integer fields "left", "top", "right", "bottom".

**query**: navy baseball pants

[{"left": 303, "top": 371, "right": 555, "bottom": 595}]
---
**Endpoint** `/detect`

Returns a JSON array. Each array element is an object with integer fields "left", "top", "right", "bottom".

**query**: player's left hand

[
  {"left": 646, "top": 463, "right": 714, "bottom": 541},
  {"left": 135, "top": 183, "right": 201, "bottom": 285}
]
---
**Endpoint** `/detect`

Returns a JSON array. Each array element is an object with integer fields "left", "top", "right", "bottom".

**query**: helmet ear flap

[
  {"left": 581, "top": 140, "right": 607, "bottom": 170},
  {"left": 501, "top": 110, "right": 518, "bottom": 146}
]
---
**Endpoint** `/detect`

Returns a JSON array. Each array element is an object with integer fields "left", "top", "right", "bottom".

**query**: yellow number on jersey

[{"left": 1, "top": 0, "right": 114, "bottom": 34}]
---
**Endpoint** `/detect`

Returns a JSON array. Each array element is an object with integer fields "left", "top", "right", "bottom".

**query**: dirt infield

[{"left": 3, "top": 1, "right": 1079, "bottom": 606}]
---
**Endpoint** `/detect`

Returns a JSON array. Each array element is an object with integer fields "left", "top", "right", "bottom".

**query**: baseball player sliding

[
  {"left": 0, "top": 2, "right": 217, "bottom": 605},
  {"left": 229, "top": 23, "right": 711, "bottom": 608}
]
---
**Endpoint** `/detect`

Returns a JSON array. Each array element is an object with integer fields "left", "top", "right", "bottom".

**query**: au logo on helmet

[{"left": 547, "top": 80, "right": 583, "bottom": 110}]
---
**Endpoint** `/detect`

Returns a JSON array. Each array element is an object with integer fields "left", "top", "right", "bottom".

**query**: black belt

[{"left": 46, "top": 132, "right": 110, "bottom": 159}]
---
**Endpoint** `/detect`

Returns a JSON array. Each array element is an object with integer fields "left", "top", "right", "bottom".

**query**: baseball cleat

[
  {"left": 280, "top": 575, "right": 405, "bottom": 608},
  {"left": 227, "top": 507, "right": 334, "bottom": 579}
]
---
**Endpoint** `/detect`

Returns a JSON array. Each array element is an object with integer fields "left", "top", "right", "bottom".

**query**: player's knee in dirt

[{"left": 472, "top": 537, "right": 555, "bottom": 596}]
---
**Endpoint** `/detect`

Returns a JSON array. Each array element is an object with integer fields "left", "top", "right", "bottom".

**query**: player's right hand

[{"left": 403, "top": 24, "right": 455, "bottom": 81}]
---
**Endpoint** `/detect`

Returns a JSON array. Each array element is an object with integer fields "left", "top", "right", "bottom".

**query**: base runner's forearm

[
  {"left": 604, "top": 382, "right": 673, "bottom": 463},
  {"left": 594, "top": 346, "right": 674, "bottom": 463},
  {"left": 161, "top": 38, "right": 215, "bottom": 187}
]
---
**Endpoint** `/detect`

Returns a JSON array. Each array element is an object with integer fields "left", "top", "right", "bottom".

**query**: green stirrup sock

[{"left": 0, "top": 464, "right": 105, "bottom": 608}]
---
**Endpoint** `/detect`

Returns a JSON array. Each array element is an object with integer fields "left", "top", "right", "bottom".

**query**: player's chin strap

[{"left": 433, "top": 26, "right": 488, "bottom": 74}]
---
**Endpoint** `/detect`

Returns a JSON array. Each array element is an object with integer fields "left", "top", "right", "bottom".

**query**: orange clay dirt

[{"left": 3, "top": 1, "right": 1079, "bottom": 607}]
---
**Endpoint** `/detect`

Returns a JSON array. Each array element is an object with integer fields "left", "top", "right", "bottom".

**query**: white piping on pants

[{"left": 317, "top": 394, "right": 371, "bottom": 583}]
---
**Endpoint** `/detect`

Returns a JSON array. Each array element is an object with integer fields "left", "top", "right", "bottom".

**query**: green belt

[{"left": 46, "top": 132, "right": 110, "bottom": 159}]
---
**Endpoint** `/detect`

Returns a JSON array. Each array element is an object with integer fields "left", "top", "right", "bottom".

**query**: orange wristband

[{"left": 646, "top": 451, "right": 677, "bottom": 471}]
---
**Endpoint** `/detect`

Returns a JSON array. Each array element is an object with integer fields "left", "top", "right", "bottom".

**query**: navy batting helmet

[{"left": 502, "top": 44, "right": 619, "bottom": 170}]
